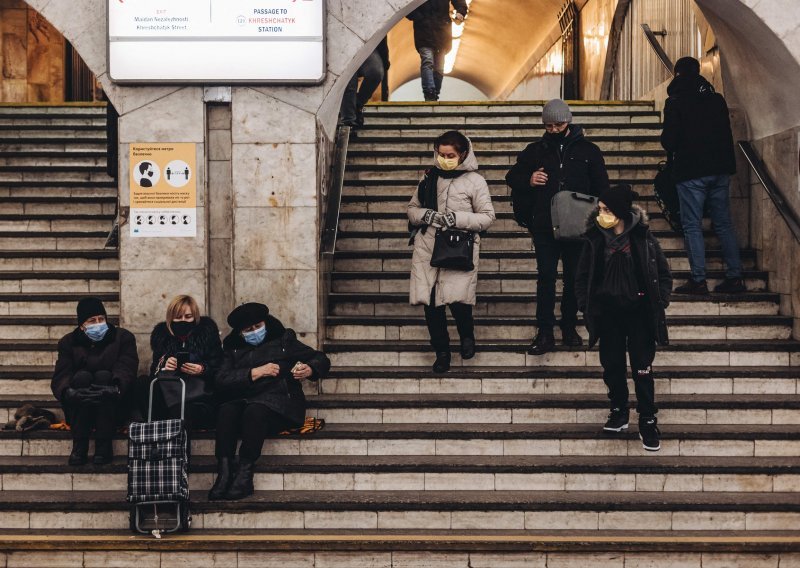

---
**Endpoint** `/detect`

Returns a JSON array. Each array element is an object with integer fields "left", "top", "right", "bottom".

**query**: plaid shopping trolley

[{"left": 127, "top": 376, "right": 191, "bottom": 535}]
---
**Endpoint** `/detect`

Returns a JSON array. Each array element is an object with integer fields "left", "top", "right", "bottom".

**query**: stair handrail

[
  {"left": 739, "top": 141, "right": 800, "bottom": 245},
  {"left": 641, "top": 23, "right": 674, "bottom": 77},
  {"left": 321, "top": 125, "right": 351, "bottom": 256}
]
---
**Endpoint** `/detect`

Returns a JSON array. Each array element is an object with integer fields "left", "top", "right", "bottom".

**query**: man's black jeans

[{"left": 532, "top": 231, "right": 583, "bottom": 333}]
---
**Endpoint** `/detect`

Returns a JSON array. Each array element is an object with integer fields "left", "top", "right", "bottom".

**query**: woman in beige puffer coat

[{"left": 408, "top": 131, "right": 495, "bottom": 373}]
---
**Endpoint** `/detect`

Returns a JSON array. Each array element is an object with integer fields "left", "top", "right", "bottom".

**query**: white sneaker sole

[
  {"left": 603, "top": 423, "right": 629, "bottom": 432},
  {"left": 640, "top": 433, "right": 661, "bottom": 451}
]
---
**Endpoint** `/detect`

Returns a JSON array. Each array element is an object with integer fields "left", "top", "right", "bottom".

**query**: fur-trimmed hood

[{"left": 584, "top": 203, "right": 650, "bottom": 234}]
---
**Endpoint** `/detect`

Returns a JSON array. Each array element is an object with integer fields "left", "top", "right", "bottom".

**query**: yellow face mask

[
  {"left": 436, "top": 155, "right": 460, "bottom": 171},
  {"left": 597, "top": 212, "right": 620, "bottom": 229}
]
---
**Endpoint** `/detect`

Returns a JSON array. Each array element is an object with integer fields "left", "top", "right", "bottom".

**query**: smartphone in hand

[{"left": 175, "top": 351, "right": 190, "bottom": 368}]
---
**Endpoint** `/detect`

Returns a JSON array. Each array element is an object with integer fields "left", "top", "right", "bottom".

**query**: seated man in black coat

[
  {"left": 51, "top": 297, "right": 139, "bottom": 465},
  {"left": 209, "top": 302, "right": 331, "bottom": 501}
]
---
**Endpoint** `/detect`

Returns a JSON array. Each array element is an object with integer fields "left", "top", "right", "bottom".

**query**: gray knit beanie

[{"left": 542, "top": 99, "right": 573, "bottom": 124}]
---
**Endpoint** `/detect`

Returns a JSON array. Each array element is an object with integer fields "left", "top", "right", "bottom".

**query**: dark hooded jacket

[
  {"left": 575, "top": 206, "right": 673, "bottom": 348},
  {"left": 51, "top": 324, "right": 139, "bottom": 401},
  {"left": 660, "top": 74, "right": 736, "bottom": 183},
  {"left": 506, "top": 125, "right": 610, "bottom": 233},
  {"left": 406, "top": 0, "right": 468, "bottom": 52},
  {"left": 215, "top": 315, "right": 331, "bottom": 427},
  {"left": 148, "top": 316, "right": 224, "bottom": 409}
]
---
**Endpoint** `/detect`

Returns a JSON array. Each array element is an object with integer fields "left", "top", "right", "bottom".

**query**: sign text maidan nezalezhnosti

[{"left": 108, "top": 0, "right": 325, "bottom": 83}]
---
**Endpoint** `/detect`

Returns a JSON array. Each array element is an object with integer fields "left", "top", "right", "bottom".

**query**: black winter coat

[
  {"left": 506, "top": 125, "right": 610, "bottom": 233},
  {"left": 660, "top": 75, "right": 736, "bottom": 183},
  {"left": 575, "top": 207, "right": 673, "bottom": 348},
  {"left": 215, "top": 315, "right": 331, "bottom": 427},
  {"left": 52, "top": 324, "right": 139, "bottom": 400},
  {"left": 407, "top": 0, "right": 468, "bottom": 52},
  {"left": 149, "top": 316, "right": 224, "bottom": 408}
]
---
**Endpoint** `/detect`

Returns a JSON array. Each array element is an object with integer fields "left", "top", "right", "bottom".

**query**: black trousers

[
  {"left": 215, "top": 401, "right": 293, "bottom": 462},
  {"left": 532, "top": 231, "right": 583, "bottom": 332},
  {"left": 598, "top": 307, "right": 657, "bottom": 417},
  {"left": 424, "top": 287, "right": 474, "bottom": 352},
  {"left": 63, "top": 370, "right": 120, "bottom": 441}
]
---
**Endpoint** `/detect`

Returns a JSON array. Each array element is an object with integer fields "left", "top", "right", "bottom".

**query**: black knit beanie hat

[
  {"left": 77, "top": 297, "right": 107, "bottom": 325},
  {"left": 598, "top": 184, "right": 638, "bottom": 220}
]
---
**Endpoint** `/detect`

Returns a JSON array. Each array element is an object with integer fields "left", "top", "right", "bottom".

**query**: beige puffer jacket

[{"left": 407, "top": 141, "right": 495, "bottom": 306}]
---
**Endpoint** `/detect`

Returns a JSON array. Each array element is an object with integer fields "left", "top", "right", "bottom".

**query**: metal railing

[
  {"left": 641, "top": 23, "right": 674, "bottom": 76},
  {"left": 739, "top": 141, "right": 800, "bottom": 245},
  {"left": 320, "top": 125, "right": 351, "bottom": 256}
]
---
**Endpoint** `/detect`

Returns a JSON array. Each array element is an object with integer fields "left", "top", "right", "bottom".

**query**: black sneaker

[
  {"left": 460, "top": 337, "right": 476, "bottom": 360},
  {"left": 714, "top": 278, "right": 746, "bottom": 294},
  {"left": 603, "top": 407, "right": 630, "bottom": 432},
  {"left": 561, "top": 327, "right": 583, "bottom": 347},
  {"left": 675, "top": 279, "right": 709, "bottom": 295},
  {"left": 639, "top": 417, "right": 661, "bottom": 451},
  {"left": 432, "top": 351, "right": 451, "bottom": 374},
  {"left": 527, "top": 331, "right": 555, "bottom": 356}
]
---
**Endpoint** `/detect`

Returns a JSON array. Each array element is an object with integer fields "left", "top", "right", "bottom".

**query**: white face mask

[{"left": 436, "top": 155, "right": 460, "bottom": 171}]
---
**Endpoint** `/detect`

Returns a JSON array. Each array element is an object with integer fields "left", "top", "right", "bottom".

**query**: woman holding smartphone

[
  {"left": 209, "top": 302, "right": 330, "bottom": 501},
  {"left": 146, "top": 294, "right": 224, "bottom": 431}
]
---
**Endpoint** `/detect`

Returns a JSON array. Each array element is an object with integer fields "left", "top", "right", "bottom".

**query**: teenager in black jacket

[
  {"left": 575, "top": 185, "right": 672, "bottom": 452},
  {"left": 51, "top": 297, "right": 139, "bottom": 465},
  {"left": 146, "top": 295, "right": 223, "bottom": 431},
  {"left": 209, "top": 302, "right": 331, "bottom": 501},
  {"left": 506, "top": 99, "right": 610, "bottom": 355}
]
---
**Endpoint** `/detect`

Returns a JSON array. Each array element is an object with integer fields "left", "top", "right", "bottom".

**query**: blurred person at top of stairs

[{"left": 506, "top": 99, "right": 611, "bottom": 356}]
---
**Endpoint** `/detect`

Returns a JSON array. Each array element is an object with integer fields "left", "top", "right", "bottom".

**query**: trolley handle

[{"left": 148, "top": 375, "right": 186, "bottom": 422}]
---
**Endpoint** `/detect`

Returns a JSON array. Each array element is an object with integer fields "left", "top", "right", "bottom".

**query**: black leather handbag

[{"left": 430, "top": 228, "right": 474, "bottom": 271}]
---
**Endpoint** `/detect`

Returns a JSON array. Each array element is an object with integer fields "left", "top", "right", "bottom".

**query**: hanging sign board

[
  {"left": 130, "top": 143, "right": 197, "bottom": 238},
  {"left": 108, "top": 0, "right": 325, "bottom": 83}
]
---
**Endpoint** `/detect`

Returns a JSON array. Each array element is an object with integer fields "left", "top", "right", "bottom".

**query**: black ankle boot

[
  {"left": 92, "top": 439, "right": 113, "bottom": 465},
  {"left": 225, "top": 460, "right": 255, "bottom": 500},
  {"left": 68, "top": 439, "right": 89, "bottom": 466},
  {"left": 432, "top": 351, "right": 451, "bottom": 374},
  {"left": 208, "top": 457, "right": 233, "bottom": 500}
]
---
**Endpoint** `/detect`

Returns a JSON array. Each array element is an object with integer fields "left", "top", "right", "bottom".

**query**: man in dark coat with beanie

[
  {"left": 51, "top": 297, "right": 139, "bottom": 465},
  {"left": 575, "top": 185, "right": 672, "bottom": 452},
  {"left": 661, "top": 56, "right": 745, "bottom": 295},
  {"left": 407, "top": 0, "right": 468, "bottom": 101},
  {"left": 209, "top": 302, "right": 330, "bottom": 501},
  {"left": 506, "top": 99, "right": 610, "bottom": 355}
]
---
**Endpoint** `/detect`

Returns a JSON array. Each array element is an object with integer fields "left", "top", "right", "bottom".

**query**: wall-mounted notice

[
  {"left": 130, "top": 143, "right": 197, "bottom": 238},
  {"left": 109, "top": 0, "right": 325, "bottom": 83}
]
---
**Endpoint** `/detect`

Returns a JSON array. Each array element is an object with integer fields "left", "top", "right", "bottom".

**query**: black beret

[
  {"left": 227, "top": 302, "right": 269, "bottom": 331},
  {"left": 77, "top": 297, "right": 107, "bottom": 325}
]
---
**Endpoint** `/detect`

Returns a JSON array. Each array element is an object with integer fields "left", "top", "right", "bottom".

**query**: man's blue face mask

[
  {"left": 84, "top": 322, "right": 109, "bottom": 342},
  {"left": 242, "top": 325, "right": 266, "bottom": 346}
]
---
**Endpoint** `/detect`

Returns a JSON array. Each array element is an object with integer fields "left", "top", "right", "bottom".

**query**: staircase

[{"left": 1, "top": 102, "right": 800, "bottom": 565}]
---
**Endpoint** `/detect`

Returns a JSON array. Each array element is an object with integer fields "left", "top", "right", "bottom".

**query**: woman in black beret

[
  {"left": 51, "top": 297, "right": 139, "bottom": 465},
  {"left": 209, "top": 303, "right": 331, "bottom": 500}
]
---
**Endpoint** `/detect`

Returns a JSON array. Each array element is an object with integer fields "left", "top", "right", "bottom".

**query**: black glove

[
  {"left": 61, "top": 387, "right": 80, "bottom": 404},
  {"left": 89, "top": 384, "right": 121, "bottom": 402},
  {"left": 65, "top": 387, "right": 103, "bottom": 405}
]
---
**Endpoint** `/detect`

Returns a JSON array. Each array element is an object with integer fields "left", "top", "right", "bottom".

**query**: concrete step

[
  {"left": 0, "top": 250, "right": 119, "bottom": 272},
  {"left": 320, "top": 366, "right": 800, "bottom": 397},
  {"left": 331, "top": 249, "right": 758, "bottom": 276},
  {"left": 357, "top": 112, "right": 661, "bottom": 126},
  {"left": 0, "top": 215, "right": 113, "bottom": 232},
  {"left": 3, "top": 393, "right": 799, "bottom": 427},
  {"left": 0, "top": 106, "right": 106, "bottom": 117},
  {"left": 3, "top": 455, "right": 800, "bottom": 495},
  {"left": 0, "top": 141, "right": 107, "bottom": 154},
  {"left": 349, "top": 136, "right": 663, "bottom": 153},
  {"left": 0, "top": 185, "right": 117, "bottom": 199},
  {"left": 0, "top": 170, "right": 114, "bottom": 184},
  {"left": 0, "top": 231, "right": 108, "bottom": 250},
  {"left": 0, "top": 153, "right": 106, "bottom": 168},
  {"left": 325, "top": 315, "right": 792, "bottom": 342},
  {"left": 353, "top": 127, "right": 661, "bottom": 142},
  {"left": 0, "top": 489, "right": 799, "bottom": 531},
  {"left": 3, "top": 423, "right": 800, "bottom": 458},
  {"left": 347, "top": 149, "right": 665, "bottom": 166},
  {"left": 0, "top": 196, "right": 116, "bottom": 216},
  {"left": 0, "top": 128, "right": 106, "bottom": 140},
  {"left": 0, "top": 271, "right": 119, "bottom": 296},
  {"left": 0, "top": 117, "right": 106, "bottom": 128},
  {"left": 323, "top": 339, "right": 800, "bottom": 368},
  {"left": 0, "top": 291, "right": 119, "bottom": 318},
  {"left": 362, "top": 102, "right": 655, "bottom": 113},
  {"left": 329, "top": 270, "right": 769, "bottom": 294}
]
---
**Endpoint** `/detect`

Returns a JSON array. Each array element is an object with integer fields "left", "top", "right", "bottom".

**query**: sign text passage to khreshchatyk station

[{"left": 108, "top": 0, "right": 325, "bottom": 83}]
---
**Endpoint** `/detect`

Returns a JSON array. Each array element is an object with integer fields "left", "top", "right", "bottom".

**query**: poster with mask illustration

[{"left": 130, "top": 143, "right": 197, "bottom": 238}]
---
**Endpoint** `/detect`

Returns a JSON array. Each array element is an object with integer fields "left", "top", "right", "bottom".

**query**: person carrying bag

[{"left": 408, "top": 130, "right": 495, "bottom": 373}]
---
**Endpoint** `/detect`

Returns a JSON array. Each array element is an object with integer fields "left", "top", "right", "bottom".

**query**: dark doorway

[
  {"left": 64, "top": 41, "right": 96, "bottom": 102},
  {"left": 559, "top": 1, "right": 580, "bottom": 100}
]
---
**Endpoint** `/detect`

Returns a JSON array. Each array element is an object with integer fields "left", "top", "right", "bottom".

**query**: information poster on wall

[
  {"left": 130, "top": 143, "right": 197, "bottom": 238},
  {"left": 108, "top": 0, "right": 325, "bottom": 83}
]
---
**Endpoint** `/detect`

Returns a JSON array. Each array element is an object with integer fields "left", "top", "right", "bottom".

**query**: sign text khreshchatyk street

[
  {"left": 129, "top": 143, "right": 197, "bottom": 238},
  {"left": 108, "top": 0, "right": 325, "bottom": 83}
]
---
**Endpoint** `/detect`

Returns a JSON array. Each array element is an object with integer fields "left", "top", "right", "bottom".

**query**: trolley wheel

[
  {"left": 180, "top": 503, "right": 192, "bottom": 532},
  {"left": 129, "top": 506, "right": 138, "bottom": 533}
]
